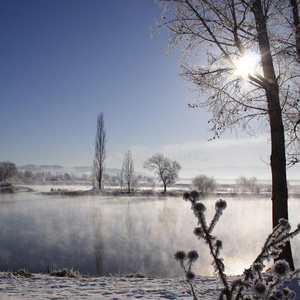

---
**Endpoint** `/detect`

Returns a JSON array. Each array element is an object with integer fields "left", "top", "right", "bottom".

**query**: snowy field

[{"left": 0, "top": 272, "right": 299, "bottom": 299}]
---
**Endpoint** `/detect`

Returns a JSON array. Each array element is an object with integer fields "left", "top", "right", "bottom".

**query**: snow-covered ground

[{"left": 0, "top": 272, "right": 299, "bottom": 299}]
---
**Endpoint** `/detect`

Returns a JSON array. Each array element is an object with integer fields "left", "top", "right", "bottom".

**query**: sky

[{"left": 1, "top": 0, "right": 300, "bottom": 180}]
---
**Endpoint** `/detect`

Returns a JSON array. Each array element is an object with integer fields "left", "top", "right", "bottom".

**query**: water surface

[{"left": 0, "top": 189, "right": 299, "bottom": 277}]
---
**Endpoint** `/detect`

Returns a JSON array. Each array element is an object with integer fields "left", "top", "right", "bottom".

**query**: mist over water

[{"left": 0, "top": 190, "right": 299, "bottom": 277}]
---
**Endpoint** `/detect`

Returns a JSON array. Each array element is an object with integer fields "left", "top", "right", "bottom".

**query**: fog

[{"left": 0, "top": 190, "right": 299, "bottom": 277}]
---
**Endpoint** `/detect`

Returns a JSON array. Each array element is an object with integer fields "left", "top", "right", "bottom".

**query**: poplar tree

[{"left": 94, "top": 112, "right": 106, "bottom": 189}]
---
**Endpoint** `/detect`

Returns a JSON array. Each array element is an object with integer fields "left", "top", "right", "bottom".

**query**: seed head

[
  {"left": 272, "top": 290, "right": 283, "bottom": 299},
  {"left": 174, "top": 251, "right": 186, "bottom": 261},
  {"left": 187, "top": 250, "right": 199, "bottom": 262},
  {"left": 272, "top": 260, "right": 290, "bottom": 278},
  {"left": 190, "top": 190, "right": 200, "bottom": 201},
  {"left": 243, "top": 269, "right": 254, "bottom": 280},
  {"left": 282, "top": 288, "right": 290, "bottom": 296},
  {"left": 252, "top": 263, "right": 263, "bottom": 272},
  {"left": 279, "top": 218, "right": 291, "bottom": 230},
  {"left": 193, "top": 202, "right": 206, "bottom": 213},
  {"left": 186, "top": 271, "right": 196, "bottom": 281},
  {"left": 215, "top": 199, "right": 227, "bottom": 211},
  {"left": 193, "top": 227, "right": 204, "bottom": 237},
  {"left": 282, "top": 288, "right": 296, "bottom": 299},
  {"left": 183, "top": 192, "right": 190, "bottom": 201},
  {"left": 251, "top": 281, "right": 267, "bottom": 297},
  {"left": 215, "top": 240, "right": 222, "bottom": 249}
]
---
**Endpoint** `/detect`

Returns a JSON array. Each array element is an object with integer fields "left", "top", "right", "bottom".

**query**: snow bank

[{"left": 0, "top": 272, "right": 299, "bottom": 299}]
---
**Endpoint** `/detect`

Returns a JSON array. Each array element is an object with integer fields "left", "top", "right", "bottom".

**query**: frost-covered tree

[
  {"left": 118, "top": 169, "right": 124, "bottom": 191},
  {"left": 236, "top": 176, "right": 260, "bottom": 193},
  {"left": 122, "top": 150, "right": 134, "bottom": 193},
  {"left": 93, "top": 112, "right": 106, "bottom": 189},
  {"left": 144, "top": 152, "right": 181, "bottom": 193},
  {"left": 192, "top": 174, "right": 216, "bottom": 194},
  {"left": 154, "top": 0, "right": 300, "bottom": 269},
  {"left": 0, "top": 161, "right": 17, "bottom": 184}
]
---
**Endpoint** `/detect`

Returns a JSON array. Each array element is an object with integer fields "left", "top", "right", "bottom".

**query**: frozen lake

[{"left": 0, "top": 187, "right": 299, "bottom": 277}]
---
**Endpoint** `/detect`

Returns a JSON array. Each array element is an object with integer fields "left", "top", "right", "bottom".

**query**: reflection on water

[
  {"left": 0, "top": 191, "right": 299, "bottom": 277},
  {"left": 93, "top": 206, "right": 104, "bottom": 275}
]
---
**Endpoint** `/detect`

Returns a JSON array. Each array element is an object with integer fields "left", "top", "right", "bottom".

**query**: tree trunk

[
  {"left": 290, "top": 0, "right": 300, "bottom": 61},
  {"left": 267, "top": 89, "right": 294, "bottom": 269},
  {"left": 98, "top": 165, "right": 103, "bottom": 189},
  {"left": 252, "top": 0, "right": 294, "bottom": 269}
]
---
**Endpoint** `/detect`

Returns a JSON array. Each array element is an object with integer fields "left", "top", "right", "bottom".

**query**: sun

[{"left": 234, "top": 52, "right": 259, "bottom": 79}]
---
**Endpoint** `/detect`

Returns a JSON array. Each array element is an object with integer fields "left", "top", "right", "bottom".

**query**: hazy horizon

[{"left": 15, "top": 162, "right": 300, "bottom": 182}]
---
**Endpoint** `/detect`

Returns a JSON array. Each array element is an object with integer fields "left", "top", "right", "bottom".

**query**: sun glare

[{"left": 234, "top": 53, "right": 259, "bottom": 79}]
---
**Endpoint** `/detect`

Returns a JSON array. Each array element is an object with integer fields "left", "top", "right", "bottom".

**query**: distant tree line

[
  {"left": 191, "top": 174, "right": 266, "bottom": 195},
  {"left": 1, "top": 160, "right": 270, "bottom": 196},
  {"left": 13, "top": 169, "right": 153, "bottom": 185},
  {"left": 15, "top": 170, "right": 91, "bottom": 183}
]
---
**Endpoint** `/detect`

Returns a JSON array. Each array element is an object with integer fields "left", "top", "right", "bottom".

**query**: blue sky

[{"left": 1, "top": 0, "right": 299, "bottom": 179}]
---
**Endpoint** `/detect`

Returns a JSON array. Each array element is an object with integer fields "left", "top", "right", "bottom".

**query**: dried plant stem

[
  {"left": 198, "top": 212, "right": 230, "bottom": 296},
  {"left": 179, "top": 261, "right": 198, "bottom": 300}
]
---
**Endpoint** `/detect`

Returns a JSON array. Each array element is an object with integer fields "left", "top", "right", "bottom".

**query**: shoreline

[
  {"left": 0, "top": 183, "right": 279, "bottom": 198},
  {"left": 3, "top": 182, "right": 300, "bottom": 198}
]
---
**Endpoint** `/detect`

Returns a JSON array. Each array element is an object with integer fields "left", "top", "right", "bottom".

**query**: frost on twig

[{"left": 176, "top": 191, "right": 300, "bottom": 300}]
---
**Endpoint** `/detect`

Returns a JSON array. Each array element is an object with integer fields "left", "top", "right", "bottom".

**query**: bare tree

[
  {"left": 236, "top": 176, "right": 260, "bottom": 193},
  {"left": 122, "top": 150, "right": 134, "bottom": 193},
  {"left": 93, "top": 112, "right": 106, "bottom": 189},
  {"left": 155, "top": 0, "right": 300, "bottom": 268},
  {"left": 192, "top": 175, "right": 216, "bottom": 194},
  {"left": 118, "top": 169, "right": 124, "bottom": 191},
  {"left": 0, "top": 161, "right": 17, "bottom": 184},
  {"left": 144, "top": 152, "right": 181, "bottom": 193}
]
